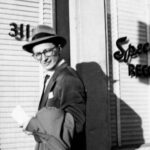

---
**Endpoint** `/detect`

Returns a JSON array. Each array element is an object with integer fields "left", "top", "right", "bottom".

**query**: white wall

[{"left": 69, "top": 0, "right": 107, "bottom": 73}]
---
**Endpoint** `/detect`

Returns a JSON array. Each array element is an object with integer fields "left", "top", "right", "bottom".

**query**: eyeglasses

[{"left": 33, "top": 46, "right": 57, "bottom": 61}]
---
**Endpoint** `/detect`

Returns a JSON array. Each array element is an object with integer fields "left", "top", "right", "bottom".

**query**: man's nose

[{"left": 41, "top": 53, "right": 48, "bottom": 62}]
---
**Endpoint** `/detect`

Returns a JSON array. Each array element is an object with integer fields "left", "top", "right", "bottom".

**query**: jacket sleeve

[
  {"left": 25, "top": 116, "right": 46, "bottom": 143},
  {"left": 59, "top": 74, "right": 86, "bottom": 133},
  {"left": 25, "top": 117, "right": 44, "bottom": 133}
]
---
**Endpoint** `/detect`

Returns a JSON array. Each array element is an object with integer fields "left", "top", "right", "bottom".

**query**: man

[{"left": 22, "top": 25, "right": 86, "bottom": 150}]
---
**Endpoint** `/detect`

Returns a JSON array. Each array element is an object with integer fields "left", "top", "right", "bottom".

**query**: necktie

[
  {"left": 38, "top": 75, "right": 50, "bottom": 110},
  {"left": 44, "top": 74, "right": 50, "bottom": 91}
]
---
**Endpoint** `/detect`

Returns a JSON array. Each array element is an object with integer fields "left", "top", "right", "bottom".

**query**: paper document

[{"left": 11, "top": 105, "right": 30, "bottom": 126}]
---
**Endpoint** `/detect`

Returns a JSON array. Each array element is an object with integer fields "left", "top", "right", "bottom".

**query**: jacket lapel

[{"left": 38, "top": 62, "right": 68, "bottom": 110}]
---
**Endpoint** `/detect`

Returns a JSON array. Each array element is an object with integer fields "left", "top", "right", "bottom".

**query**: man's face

[{"left": 33, "top": 42, "right": 60, "bottom": 71}]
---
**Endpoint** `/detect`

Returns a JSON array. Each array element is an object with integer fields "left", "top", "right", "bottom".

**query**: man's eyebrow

[{"left": 44, "top": 47, "right": 56, "bottom": 51}]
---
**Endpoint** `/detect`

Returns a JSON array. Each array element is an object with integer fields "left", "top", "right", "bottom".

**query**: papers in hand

[{"left": 11, "top": 105, "right": 30, "bottom": 127}]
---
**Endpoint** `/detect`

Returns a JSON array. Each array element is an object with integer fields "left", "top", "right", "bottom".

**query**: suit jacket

[{"left": 26, "top": 62, "right": 86, "bottom": 150}]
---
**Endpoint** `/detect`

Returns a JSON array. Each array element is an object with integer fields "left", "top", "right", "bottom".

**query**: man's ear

[
  {"left": 58, "top": 44, "right": 62, "bottom": 51},
  {"left": 52, "top": 47, "right": 61, "bottom": 57},
  {"left": 57, "top": 44, "right": 63, "bottom": 56}
]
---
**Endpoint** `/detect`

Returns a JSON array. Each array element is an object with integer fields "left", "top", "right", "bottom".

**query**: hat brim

[{"left": 23, "top": 36, "right": 66, "bottom": 53}]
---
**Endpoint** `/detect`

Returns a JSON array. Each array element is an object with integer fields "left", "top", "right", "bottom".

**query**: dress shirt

[{"left": 43, "top": 59, "right": 65, "bottom": 90}]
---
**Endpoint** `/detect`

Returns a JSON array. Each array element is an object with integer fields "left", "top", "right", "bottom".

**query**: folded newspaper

[{"left": 11, "top": 105, "right": 30, "bottom": 127}]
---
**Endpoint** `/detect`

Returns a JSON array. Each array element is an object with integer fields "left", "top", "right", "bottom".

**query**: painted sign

[
  {"left": 114, "top": 37, "right": 150, "bottom": 77},
  {"left": 9, "top": 23, "right": 31, "bottom": 41}
]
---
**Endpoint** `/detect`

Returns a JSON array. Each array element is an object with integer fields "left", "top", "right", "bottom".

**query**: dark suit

[{"left": 26, "top": 62, "right": 86, "bottom": 150}]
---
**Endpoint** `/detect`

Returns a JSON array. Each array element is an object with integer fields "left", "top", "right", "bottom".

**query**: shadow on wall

[
  {"left": 137, "top": 21, "right": 149, "bottom": 84},
  {"left": 76, "top": 62, "right": 110, "bottom": 150},
  {"left": 111, "top": 94, "right": 145, "bottom": 150},
  {"left": 105, "top": 1, "right": 145, "bottom": 148},
  {"left": 75, "top": 62, "right": 144, "bottom": 150}
]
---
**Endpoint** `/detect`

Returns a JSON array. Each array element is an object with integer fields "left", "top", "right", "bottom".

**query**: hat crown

[
  {"left": 23, "top": 25, "right": 66, "bottom": 53},
  {"left": 32, "top": 25, "right": 56, "bottom": 40}
]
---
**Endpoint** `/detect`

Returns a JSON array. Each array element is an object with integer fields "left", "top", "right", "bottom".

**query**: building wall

[
  {"left": 107, "top": 0, "right": 150, "bottom": 149},
  {"left": 0, "top": 0, "right": 54, "bottom": 149},
  {"left": 1, "top": 1, "right": 150, "bottom": 150},
  {"left": 69, "top": 0, "right": 110, "bottom": 150},
  {"left": 69, "top": 0, "right": 150, "bottom": 150}
]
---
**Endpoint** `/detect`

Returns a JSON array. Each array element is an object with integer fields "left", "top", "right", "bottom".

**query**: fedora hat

[{"left": 22, "top": 25, "right": 66, "bottom": 53}]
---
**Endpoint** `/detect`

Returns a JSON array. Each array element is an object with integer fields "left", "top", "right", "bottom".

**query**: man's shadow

[{"left": 75, "top": 62, "right": 144, "bottom": 150}]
